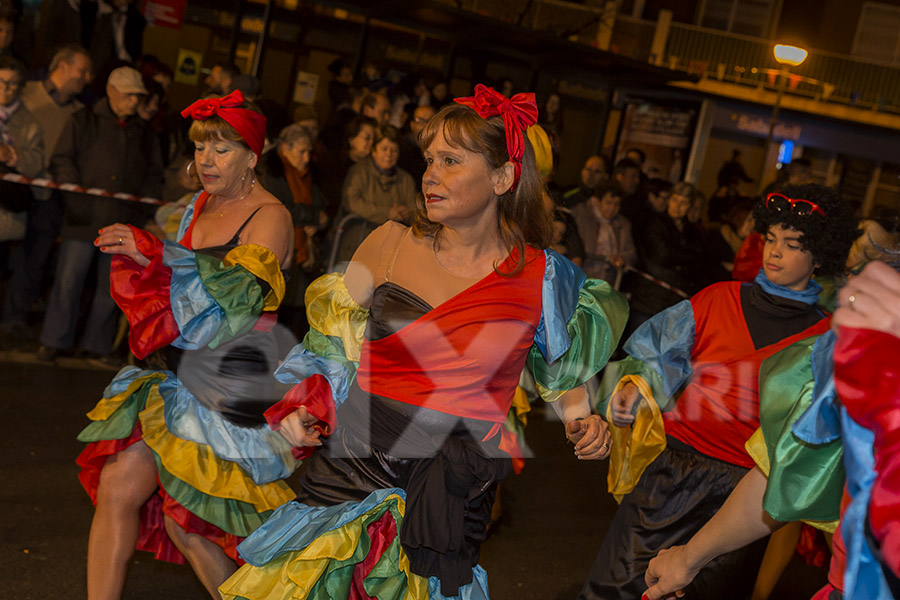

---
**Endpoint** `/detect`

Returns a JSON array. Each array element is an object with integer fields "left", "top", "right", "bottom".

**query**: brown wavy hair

[{"left": 412, "top": 102, "right": 552, "bottom": 275}]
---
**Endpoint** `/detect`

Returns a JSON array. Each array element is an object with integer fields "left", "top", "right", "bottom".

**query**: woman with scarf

[
  {"left": 79, "top": 90, "right": 298, "bottom": 598},
  {"left": 217, "top": 84, "right": 629, "bottom": 599},
  {"left": 579, "top": 184, "right": 859, "bottom": 600},
  {"left": 265, "top": 123, "right": 327, "bottom": 335}
]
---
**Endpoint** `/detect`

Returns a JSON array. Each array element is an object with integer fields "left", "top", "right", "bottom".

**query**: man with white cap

[{"left": 36, "top": 65, "right": 163, "bottom": 364}]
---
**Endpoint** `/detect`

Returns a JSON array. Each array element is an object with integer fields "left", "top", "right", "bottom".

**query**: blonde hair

[{"left": 413, "top": 103, "right": 552, "bottom": 275}]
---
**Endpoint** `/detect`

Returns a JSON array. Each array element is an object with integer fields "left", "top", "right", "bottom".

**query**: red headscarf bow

[
  {"left": 454, "top": 84, "right": 539, "bottom": 189},
  {"left": 181, "top": 90, "right": 267, "bottom": 159}
]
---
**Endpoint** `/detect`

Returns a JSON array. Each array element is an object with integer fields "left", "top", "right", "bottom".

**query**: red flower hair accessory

[
  {"left": 454, "top": 84, "right": 539, "bottom": 189},
  {"left": 181, "top": 90, "right": 267, "bottom": 159}
]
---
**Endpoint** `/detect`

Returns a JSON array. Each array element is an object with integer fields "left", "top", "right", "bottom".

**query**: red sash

[
  {"left": 357, "top": 247, "right": 545, "bottom": 425},
  {"left": 664, "top": 281, "right": 831, "bottom": 467}
]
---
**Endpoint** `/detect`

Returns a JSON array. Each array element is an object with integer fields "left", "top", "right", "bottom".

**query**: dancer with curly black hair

[{"left": 579, "top": 185, "right": 859, "bottom": 600}]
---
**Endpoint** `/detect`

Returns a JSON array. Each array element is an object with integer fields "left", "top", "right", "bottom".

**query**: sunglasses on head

[{"left": 765, "top": 193, "right": 827, "bottom": 217}]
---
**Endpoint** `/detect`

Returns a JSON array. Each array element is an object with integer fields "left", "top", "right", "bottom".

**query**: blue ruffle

[
  {"left": 429, "top": 565, "right": 490, "bottom": 600},
  {"left": 164, "top": 241, "right": 225, "bottom": 350},
  {"left": 533, "top": 249, "right": 585, "bottom": 363},
  {"left": 103, "top": 365, "right": 167, "bottom": 396},
  {"left": 274, "top": 344, "right": 351, "bottom": 408},
  {"left": 792, "top": 331, "right": 842, "bottom": 444},
  {"left": 754, "top": 269, "right": 822, "bottom": 305},
  {"left": 174, "top": 191, "right": 201, "bottom": 242},
  {"left": 623, "top": 299, "right": 695, "bottom": 398},
  {"left": 839, "top": 412, "right": 891, "bottom": 598},
  {"left": 156, "top": 376, "right": 295, "bottom": 484},
  {"left": 237, "top": 488, "right": 407, "bottom": 565}
]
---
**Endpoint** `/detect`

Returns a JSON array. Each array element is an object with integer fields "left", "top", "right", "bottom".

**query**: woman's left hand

[
  {"left": 566, "top": 414, "right": 612, "bottom": 460},
  {"left": 95, "top": 223, "right": 150, "bottom": 267}
]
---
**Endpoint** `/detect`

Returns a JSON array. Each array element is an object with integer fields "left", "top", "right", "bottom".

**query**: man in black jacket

[{"left": 36, "top": 66, "right": 163, "bottom": 363}]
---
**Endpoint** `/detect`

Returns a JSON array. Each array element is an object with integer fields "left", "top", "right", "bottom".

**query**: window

[
  {"left": 852, "top": 2, "right": 900, "bottom": 63},
  {"left": 699, "top": 0, "right": 774, "bottom": 38}
]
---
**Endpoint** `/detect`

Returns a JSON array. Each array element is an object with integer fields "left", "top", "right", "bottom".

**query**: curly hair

[
  {"left": 753, "top": 184, "right": 859, "bottom": 277},
  {"left": 413, "top": 102, "right": 551, "bottom": 275}
]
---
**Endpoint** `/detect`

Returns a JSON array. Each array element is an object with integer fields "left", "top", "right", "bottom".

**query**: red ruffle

[
  {"left": 348, "top": 510, "right": 398, "bottom": 600},
  {"left": 732, "top": 232, "right": 764, "bottom": 282},
  {"left": 796, "top": 523, "right": 829, "bottom": 568},
  {"left": 109, "top": 226, "right": 179, "bottom": 359},
  {"left": 264, "top": 373, "right": 336, "bottom": 460},
  {"left": 76, "top": 423, "right": 244, "bottom": 565},
  {"left": 834, "top": 326, "right": 900, "bottom": 581},
  {"left": 498, "top": 427, "right": 525, "bottom": 474}
]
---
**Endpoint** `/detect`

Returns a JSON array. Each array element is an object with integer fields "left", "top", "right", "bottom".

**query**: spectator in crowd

[
  {"left": 319, "top": 114, "right": 376, "bottom": 221},
  {"left": 645, "top": 177, "right": 673, "bottom": 214},
  {"left": 0, "top": 56, "right": 44, "bottom": 242},
  {"left": 36, "top": 66, "right": 163, "bottom": 363},
  {"left": 0, "top": 7, "right": 23, "bottom": 63},
  {"left": 430, "top": 78, "right": 449, "bottom": 108},
  {"left": 624, "top": 147, "right": 646, "bottom": 173},
  {"left": 572, "top": 182, "right": 636, "bottom": 284},
  {"left": 397, "top": 103, "right": 435, "bottom": 185},
  {"left": 204, "top": 61, "right": 239, "bottom": 95},
  {"left": 293, "top": 104, "right": 319, "bottom": 141},
  {"left": 0, "top": 44, "right": 92, "bottom": 345},
  {"left": 326, "top": 57, "right": 353, "bottom": 109},
  {"left": 707, "top": 199, "right": 755, "bottom": 281},
  {"left": 539, "top": 90, "right": 563, "bottom": 135},
  {"left": 360, "top": 92, "right": 391, "bottom": 126},
  {"left": 265, "top": 123, "right": 327, "bottom": 335},
  {"left": 84, "top": 0, "right": 146, "bottom": 68},
  {"left": 563, "top": 154, "right": 608, "bottom": 209},
  {"left": 764, "top": 157, "right": 813, "bottom": 196},
  {"left": 336, "top": 123, "right": 416, "bottom": 264},
  {"left": 615, "top": 158, "right": 648, "bottom": 228},
  {"left": 627, "top": 181, "right": 706, "bottom": 333}
]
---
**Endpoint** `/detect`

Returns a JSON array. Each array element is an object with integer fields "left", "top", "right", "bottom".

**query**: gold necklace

[{"left": 211, "top": 174, "right": 256, "bottom": 218}]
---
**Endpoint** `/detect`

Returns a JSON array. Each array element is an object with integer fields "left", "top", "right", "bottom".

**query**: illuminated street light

[
  {"left": 773, "top": 44, "right": 808, "bottom": 67},
  {"left": 759, "top": 43, "right": 809, "bottom": 191}
]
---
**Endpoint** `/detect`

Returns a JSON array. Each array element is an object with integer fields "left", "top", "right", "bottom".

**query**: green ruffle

[
  {"left": 593, "top": 355, "right": 672, "bottom": 416},
  {"left": 303, "top": 327, "right": 359, "bottom": 379},
  {"left": 758, "top": 335, "right": 844, "bottom": 523},
  {"left": 77, "top": 383, "right": 150, "bottom": 442},
  {"left": 195, "top": 252, "right": 265, "bottom": 349},
  {"left": 156, "top": 459, "right": 272, "bottom": 537},
  {"left": 527, "top": 278, "right": 628, "bottom": 399}
]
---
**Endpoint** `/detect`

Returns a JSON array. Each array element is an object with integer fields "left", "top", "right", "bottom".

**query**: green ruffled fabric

[
  {"left": 156, "top": 460, "right": 272, "bottom": 536},
  {"left": 195, "top": 253, "right": 265, "bottom": 349},
  {"left": 527, "top": 278, "right": 628, "bottom": 399},
  {"left": 304, "top": 326, "right": 360, "bottom": 380},
  {"left": 593, "top": 355, "right": 672, "bottom": 416},
  {"left": 758, "top": 335, "right": 844, "bottom": 523},
  {"left": 77, "top": 383, "right": 151, "bottom": 442}
]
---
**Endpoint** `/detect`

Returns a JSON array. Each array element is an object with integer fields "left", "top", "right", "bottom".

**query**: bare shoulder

[
  {"left": 345, "top": 221, "right": 410, "bottom": 307},
  {"left": 242, "top": 198, "right": 293, "bottom": 265}
]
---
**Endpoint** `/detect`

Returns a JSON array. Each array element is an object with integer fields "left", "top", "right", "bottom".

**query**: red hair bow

[
  {"left": 181, "top": 89, "right": 267, "bottom": 158},
  {"left": 454, "top": 84, "right": 539, "bottom": 188}
]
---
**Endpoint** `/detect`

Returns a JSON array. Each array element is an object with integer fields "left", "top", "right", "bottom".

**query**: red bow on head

[
  {"left": 454, "top": 84, "right": 539, "bottom": 188},
  {"left": 181, "top": 89, "right": 267, "bottom": 158}
]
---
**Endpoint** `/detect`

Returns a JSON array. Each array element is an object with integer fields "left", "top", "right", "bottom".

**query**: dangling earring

[{"left": 185, "top": 160, "right": 195, "bottom": 180}]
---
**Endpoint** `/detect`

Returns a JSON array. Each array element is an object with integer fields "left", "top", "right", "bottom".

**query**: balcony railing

[{"left": 664, "top": 22, "right": 900, "bottom": 113}]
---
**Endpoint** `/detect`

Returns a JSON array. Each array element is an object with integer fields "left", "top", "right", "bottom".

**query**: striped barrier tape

[
  {"left": 622, "top": 264, "right": 690, "bottom": 299},
  {"left": 0, "top": 172, "right": 163, "bottom": 206}
]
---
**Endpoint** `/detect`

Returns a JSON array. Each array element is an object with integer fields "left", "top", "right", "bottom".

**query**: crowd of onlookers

[{"left": 1, "top": 10, "right": 899, "bottom": 365}]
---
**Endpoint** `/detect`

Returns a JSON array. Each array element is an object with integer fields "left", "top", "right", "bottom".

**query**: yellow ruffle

[
  {"left": 224, "top": 243, "right": 286, "bottom": 311},
  {"left": 139, "top": 386, "right": 295, "bottom": 512},
  {"left": 86, "top": 372, "right": 168, "bottom": 421},
  {"left": 511, "top": 386, "right": 531, "bottom": 427},
  {"left": 305, "top": 273, "right": 369, "bottom": 362},
  {"left": 219, "top": 494, "right": 428, "bottom": 600},
  {"left": 535, "top": 382, "right": 565, "bottom": 404},
  {"left": 605, "top": 374, "right": 667, "bottom": 502},
  {"left": 746, "top": 427, "right": 838, "bottom": 534}
]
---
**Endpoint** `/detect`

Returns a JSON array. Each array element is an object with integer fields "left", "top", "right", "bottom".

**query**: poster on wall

[
  {"left": 614, "top": 100, "right": 698, "bottom": 183},
  {"left": 141, "top": 0, "right": 186, "bottom": 29},
  {"left": 293, "top": 71, "right": 319, "bottom": 105},
  {"left": 174, "top": 49, "right": 203, "bottom": 86}
]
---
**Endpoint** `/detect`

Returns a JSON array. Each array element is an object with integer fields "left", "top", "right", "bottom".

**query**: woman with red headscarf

[
  {"left": 79, "top": 91, "right": 297, "bottom": 598},
  {"left": 216, "top": 84, "right": 629, "bottom": 599}
]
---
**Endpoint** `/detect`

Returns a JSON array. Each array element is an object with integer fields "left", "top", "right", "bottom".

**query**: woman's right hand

[
  {"left": 95, "top": 223, "right": 150, "bottom": 267},
  {"left": 610, "top": 382, "right": 641, "bottom": 427},
  {"left": 277, "top": 406, "right": 324, "bottom": 448},
  {"left": 644, "top": 545, "right": 693, "bottom": 599}
]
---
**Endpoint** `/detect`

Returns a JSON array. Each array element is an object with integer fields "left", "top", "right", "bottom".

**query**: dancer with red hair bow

[
  {"left": 217, "top": 84, "right": 629, "bottom": 599},
  {"left": 78, "top": 91, "right": 297, "bottom": 598}
]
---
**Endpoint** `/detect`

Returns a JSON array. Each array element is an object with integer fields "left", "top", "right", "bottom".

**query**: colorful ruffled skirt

[{"left": 76, "top": 365, "right": 299, "bottom": 564}]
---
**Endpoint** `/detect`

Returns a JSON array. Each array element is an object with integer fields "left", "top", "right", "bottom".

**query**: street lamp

[{"left": 758, "top": 43, "right": 808, "bottom": 191}]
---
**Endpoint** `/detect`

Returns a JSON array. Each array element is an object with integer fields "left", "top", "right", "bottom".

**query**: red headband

[
  {"left": 453, "top": 84, "right": 538, "bottom": 189},
  {"left": 181, "top": 90, "right": 266, "bottom": 158}
]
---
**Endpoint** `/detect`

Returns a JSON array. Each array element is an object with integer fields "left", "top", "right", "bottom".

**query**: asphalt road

[{"left": 0, "top": 356, "right": 827, "bottom": 599}]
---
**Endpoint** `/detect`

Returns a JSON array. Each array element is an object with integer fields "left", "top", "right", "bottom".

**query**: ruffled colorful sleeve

[
  {"left": 264, "top": 273, "right": 369, "bottom": 457},
  {"left": 594, "top": 299, "right": 696, "bottom": 500},
  {"left": 748, "top": 332, "right": 843, "bottom": 531},
  {"left": 525, "top": 249, "right": 628, "bottom": 401},
  {"left": 110, "top": 228, "right": 286, "bottom": 359},
  {"left": 834, "top": 326, "right": 900, "bottom": 585}
]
